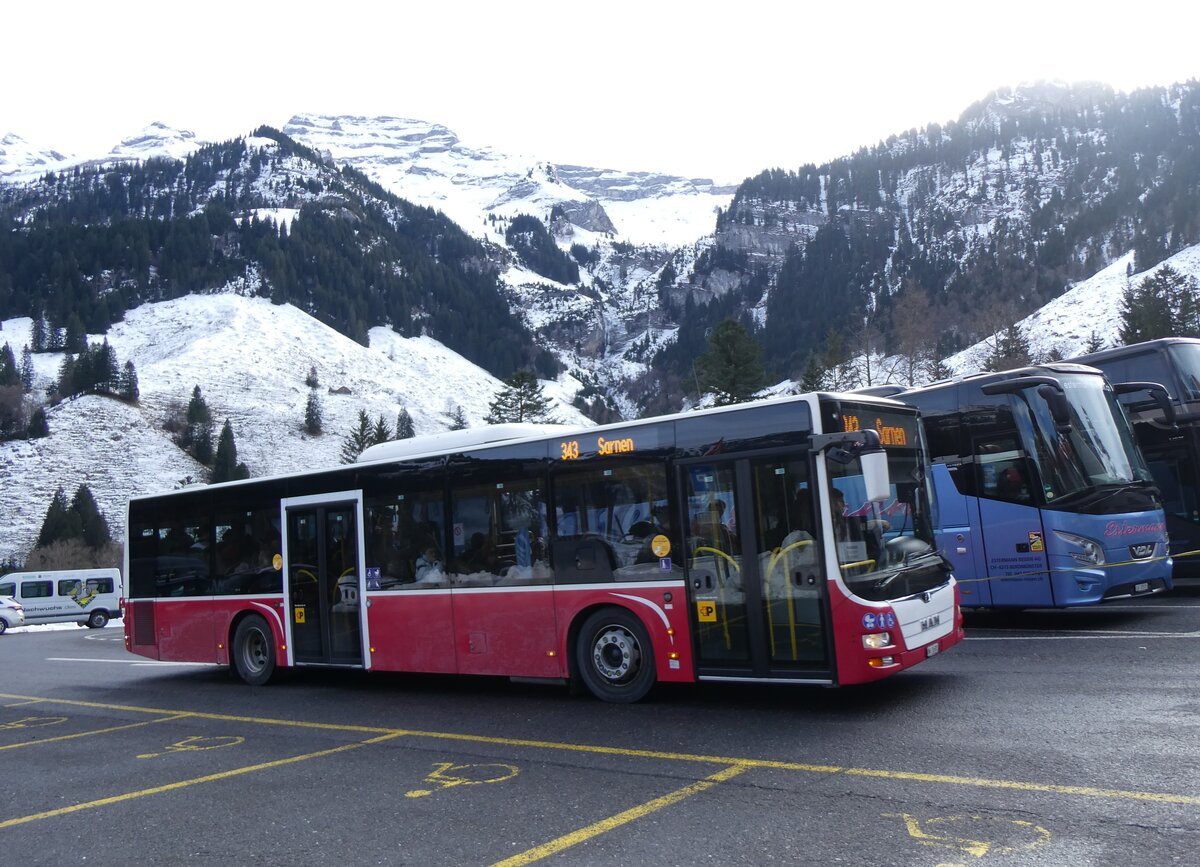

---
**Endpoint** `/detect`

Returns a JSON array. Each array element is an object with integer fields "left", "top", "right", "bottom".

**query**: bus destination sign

[
  {"left": 559, "top": 434, "right": 638, "bottom": 461},
  {"left": 841, "top": 411, "right": 914, "bottom": 447}
]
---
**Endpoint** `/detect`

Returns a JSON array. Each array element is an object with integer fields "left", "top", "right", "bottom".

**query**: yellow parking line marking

[
  {"left": 492, "top": 764, "right": 749, "bottom": 866},
  {"left": 0, "top": 732, "right": 405, "bottom": 830},
  {"left": 0, "top": 715, "right": 190, "bottom": 751},
  {"left": 2, "top": 693, "right": 1197, "bottom": 807},
  {"left": 847, "top": 768, "right": 1198, "bottom": 805}
]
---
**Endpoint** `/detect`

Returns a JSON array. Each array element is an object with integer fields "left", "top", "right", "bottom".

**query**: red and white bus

[{"left": 124, "top": 392, "right": 962, "bottom": 702}]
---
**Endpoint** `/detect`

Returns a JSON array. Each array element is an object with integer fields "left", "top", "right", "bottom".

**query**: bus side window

[{"left": 976, "top": 437, "right": 1035, "bottom": 506}]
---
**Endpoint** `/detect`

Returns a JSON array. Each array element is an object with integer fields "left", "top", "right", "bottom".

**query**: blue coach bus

[
  {"left": 1072, "top": 337, "right": 1200, "bottom": 583},
  {"left": 866, "top": 364, "right": 1173, "bottom": 607}
]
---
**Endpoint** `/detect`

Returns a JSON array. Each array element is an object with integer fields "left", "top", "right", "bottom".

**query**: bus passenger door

[
  {"left": 683, "top": 456, "right": 831, "bottom": 679},
  {"left": 283, "top": 494, "right": 366, "bottom": 668},
  {"left": 974, "top": 443, "right": 1053, "bottom": 607},
  {"left": 930, "top": 463, "right": 992, "bottom": 607}
]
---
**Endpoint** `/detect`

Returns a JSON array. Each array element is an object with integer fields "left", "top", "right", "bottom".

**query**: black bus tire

[
  {"left": 232, "top": 615, "right": 276, "bottom": 685},
  {"left": 87, "top": 610, "right": 109, "bottom": 629},
  {"left": 575, "top": 607, "right": 655, "bottom": 703}
]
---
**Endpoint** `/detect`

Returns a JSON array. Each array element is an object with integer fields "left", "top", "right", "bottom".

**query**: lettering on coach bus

[{"left": 1104, "top": 521, "right": 1166, "bottom": 538}]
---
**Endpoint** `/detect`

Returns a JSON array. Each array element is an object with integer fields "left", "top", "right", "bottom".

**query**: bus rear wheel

[
  {"left": 232, "top": 615, "right": 276, "bottom": 685},
  {"left": 576, "top": 608, "right": 655, "bottom": 703}
]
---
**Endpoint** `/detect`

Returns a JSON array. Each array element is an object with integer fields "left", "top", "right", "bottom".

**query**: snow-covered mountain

[
  {"left": 281, "top": 114, "right": 734, "bottom": 248},
  {"left": 0, "top": 133, "right": 73, "bottom": 179},
  {"left": 0, "top": 295, "right": 590, "bottom": 563}
]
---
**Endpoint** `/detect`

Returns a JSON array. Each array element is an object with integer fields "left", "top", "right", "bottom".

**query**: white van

[{"left": 0, "top": 568, "right": 123, "bottom": 629}]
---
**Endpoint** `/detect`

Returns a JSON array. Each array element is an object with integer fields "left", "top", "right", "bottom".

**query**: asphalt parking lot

[{"left": 2, "top": 590, "right": 1198, "bottom": 866}]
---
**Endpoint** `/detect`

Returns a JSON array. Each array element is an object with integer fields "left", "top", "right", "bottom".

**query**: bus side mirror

[
  {"left": 1036, "top": 384, "right": 1073, "bottom": 434},
  {"left": 1113, "top": 381, "right": 1177, "bottom": 425},
  {"left": 861, "top": 450, "right": 890, "bottom": 503}
]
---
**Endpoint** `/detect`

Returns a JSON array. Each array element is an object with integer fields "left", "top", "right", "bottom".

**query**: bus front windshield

[
  {"left": 1014, "top": 373, "right": 1152, "bottom": 503},
  {"left": 826, "top": 422, "right": 948, "bottom": 603},
  {"left": 1167, "top": 343, "right": 1200, "bottom": 402}
]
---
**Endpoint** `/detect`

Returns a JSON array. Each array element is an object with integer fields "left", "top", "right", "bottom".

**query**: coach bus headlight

[
  {"left": 862, "top": 632, "right": 891, "bottom": 649},
  {"left": 1053, "top": 531, "right": 1106, "bottom": 566}
]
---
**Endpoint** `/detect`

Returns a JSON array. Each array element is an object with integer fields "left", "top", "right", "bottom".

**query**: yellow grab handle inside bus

[
  {"left": 691, "top": 546, "right": 740, "bottom": 572},
  {"left": 839, "top": 559, "right": 876, "bottom": 572},
  {"left": 764, "top": 539, "right": 814, "bottom": 662}
]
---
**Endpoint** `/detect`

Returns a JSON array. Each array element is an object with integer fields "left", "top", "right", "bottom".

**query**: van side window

[
  {"left": 21, "top": 581, "right": 53, "bottom": 598},
  {"left": 58, "top": 579, "right": 83, "bottom": 597},
  {"left": 0, "top": 583, "right": 13, "bottom": 596},
  {"left": 87, "top": 577, "right": 114, "bottom": 594}
]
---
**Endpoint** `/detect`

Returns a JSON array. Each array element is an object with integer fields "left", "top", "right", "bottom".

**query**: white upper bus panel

[{"left": 358, "top": 423, "right": 582, "bottom": 464}]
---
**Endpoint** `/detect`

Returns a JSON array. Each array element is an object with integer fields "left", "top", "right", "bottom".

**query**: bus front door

[
  {"left": 683, "top": 456, "right": 831, "bottom": 680},
  {"left": 284, "top": 496, "right": 366, "bottom": 668}
]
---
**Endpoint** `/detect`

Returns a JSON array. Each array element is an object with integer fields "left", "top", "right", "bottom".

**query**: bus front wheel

[
  {"left": 576, "top": 608, "right": 655, "bottom": 703},
  {"left": 232, "top": 615, "right": 276, "bottom": 685}
]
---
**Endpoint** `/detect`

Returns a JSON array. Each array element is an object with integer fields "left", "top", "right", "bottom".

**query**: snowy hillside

[
  {"left": 946, "top": 243, "right": 1200, "bottom": 373},
  {"left": 0, "top": 295, "right": 590, "bottom": 563}
]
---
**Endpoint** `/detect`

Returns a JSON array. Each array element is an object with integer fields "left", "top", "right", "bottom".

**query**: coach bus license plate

[
  {"left": 925, "top": 642, "right": 939, "bottom": 658},
  {"left": 1135, "top": 582, "right": 1149, "bottom": 593}
]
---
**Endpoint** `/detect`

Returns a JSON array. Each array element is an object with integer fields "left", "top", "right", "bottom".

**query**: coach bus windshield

[
  {"left": 1015, "top": 372, "right": 1152, "bottom": 503},
  {"left": 1167, "top": 343, "right": 1200, "bottom": 402},
  {"left": 828, "top": 405, "right": 948, "bottom": 602}
]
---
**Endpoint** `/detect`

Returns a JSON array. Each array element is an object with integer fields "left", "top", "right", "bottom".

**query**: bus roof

[
  {"left": 1073, "top": 336, "right": 1200, "bottom": 365},
  {"left": 887, "top": 362, "right": 1105, "bottom": 396},
  {"left": 128, "top": 390, "right": 910, "bottom": 502}
]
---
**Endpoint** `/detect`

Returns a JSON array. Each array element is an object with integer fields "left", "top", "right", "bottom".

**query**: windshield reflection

[
  {"left": 1013, "top": 373, "right": 1150, "bottom": 502},
  {"left": 1168, "top": 343, "right": 1200, "bottom": 402},
  {"left": 827, "top": 441, "right": 947, "bottom": 602}
]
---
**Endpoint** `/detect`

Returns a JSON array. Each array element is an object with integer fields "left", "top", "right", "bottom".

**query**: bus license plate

[
  {"left": 925, "top": 642, "right": 939, "bottom": 658},
  {"left": 1135, "top": 582, "right": 1149, "bottom": 593}
]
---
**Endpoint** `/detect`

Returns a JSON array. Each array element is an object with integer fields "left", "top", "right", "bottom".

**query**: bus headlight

[
  {"left": 862, "top": 632, "right": 892, "bottom": 649},
  {"left": 1053, "top": 531, "right": 1105, "bottom": 566}
]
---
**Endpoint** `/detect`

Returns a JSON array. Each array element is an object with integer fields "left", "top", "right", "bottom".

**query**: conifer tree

[
  {"left": 695, "top": 318, "right": 766, "bottom": 406},
  {"left": 31, "top": 316, "right": 46, "bottom": 353},
  {"left": 71, "top": 484, "right": 111, "bottom": 549},
  {"left": 985, "top": 325, "right": 1033, "bottom": 372},
  {"left": 186, "top": 385, "right": 214, "bottom": 464},
  {"left": 27, "top": 406, "right": 49, "bottom": 438},
  {"left": 20, "top": 345, "right": 33, "bottom": 393},
  {"left": 485, "top": 370, "right": 555, "bottom": 423},
  {"left": 446, "top": 404, "right": 468, "bottom": 431},
  {"left": 36, "top": 487, "right": 81, "bottom": 548},
  {"left": 118, "top": 361, "right": 140, "bottom": 403},
  {"left": 1084, "top": 331, "right": 1106, "bottom": 354},
  {"left": 305, "top": 365, "right": 320, "bottom": 389},
  {"left": 371, "top": 414, "right": 392, "bottom": 445},
  {"left": 396, "top": 407, "right": 415, "bottom": 439},
  {"left": 304, "top": 390, "right": 323, "bottom": 435},
  {"left": 0, "top": 344, "right": 18, "bottom": 388},
  {"left": 341, "top": 409, "right": 375, "bottom": 464},
  {"left": 212, "top": 419, "right": 250, "bottom": 482}
]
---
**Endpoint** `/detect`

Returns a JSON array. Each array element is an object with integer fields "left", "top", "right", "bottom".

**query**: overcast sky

[{"left": 4, "top": 1, "right": 1199, "bottom": 182}]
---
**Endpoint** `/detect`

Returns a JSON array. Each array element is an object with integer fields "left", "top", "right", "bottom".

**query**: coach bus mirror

[
  {"left": 1036, "top": 384, "right": 1073, "bottom": 433},
  {"left": 1113, "top": 381, "right": 1177, "bottom": 425},
  {"left": 861, "top": 450, "right": 890, "bottom": 503}
]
